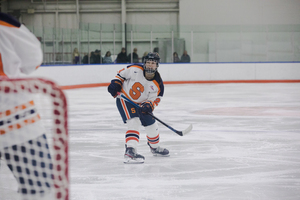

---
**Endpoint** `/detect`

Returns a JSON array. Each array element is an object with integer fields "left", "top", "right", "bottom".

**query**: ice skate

[
  {"left": 124, "top": 146, "right": 145, "bottom": 164},
  {"left": 148, "top": 143, "right": 170, "bottom": 157}
]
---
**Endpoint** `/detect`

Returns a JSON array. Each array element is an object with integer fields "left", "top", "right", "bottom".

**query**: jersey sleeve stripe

[
  {"left": 116, "top": 76, "right": 124, "bottom": 83},
  {"left": 153, "top": 80, "right": 161, "bottom": 96},
  {"left": 116, "top": 72, "right": 126, "bottom": 82}
]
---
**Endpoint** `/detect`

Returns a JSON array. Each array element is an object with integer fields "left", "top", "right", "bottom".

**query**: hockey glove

[
  {"left": 140, "top": 101, "right": 154, "bottom": 113},
  {"left": 108, "top": 79, "right": 122, "bottom": 97}
]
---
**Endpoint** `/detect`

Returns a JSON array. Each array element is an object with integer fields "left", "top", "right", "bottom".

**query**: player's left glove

[
  {"left": 140, "top": 101, "right": 154, "bottom": 113},
  {"left": 108, "top": 79, "right": 122, "bottom": 98}
]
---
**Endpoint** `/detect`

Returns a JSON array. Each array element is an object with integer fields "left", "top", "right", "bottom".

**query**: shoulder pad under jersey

[
  {"left": 0, "top": 12, "right": 21, "bottom": 28},
  {"left": 127, "top": 64, "right": 144, "bottom": 71}
]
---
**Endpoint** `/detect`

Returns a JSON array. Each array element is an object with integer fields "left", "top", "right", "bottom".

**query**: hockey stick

[{"left": 118, "top": 93, "right": 192, "bottom": 136}]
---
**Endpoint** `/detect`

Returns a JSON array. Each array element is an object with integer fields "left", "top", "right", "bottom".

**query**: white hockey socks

[
  {"left": 125, "top": 118, "right": 141, "bottom": 149},
  {"left": 145, "top": 122, "right": 160, "bottom": 148}
]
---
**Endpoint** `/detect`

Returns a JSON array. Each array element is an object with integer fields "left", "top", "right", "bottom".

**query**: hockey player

[
  {"left": 0, "top": 12, "right": 53, "bottom": 199},
  {"left": 108, "top": 52, "right": 169, "bottom": 164}
]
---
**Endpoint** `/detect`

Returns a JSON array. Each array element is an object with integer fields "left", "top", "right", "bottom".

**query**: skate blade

[
  {"left": 152, "top": 153, "right": 170, "bottom": 157},
  {"left": 124, "top": 156, "right": 145, "bottom": 164},
  {"left": 124, "top": 157, "right": 144, "bottom": 164}
]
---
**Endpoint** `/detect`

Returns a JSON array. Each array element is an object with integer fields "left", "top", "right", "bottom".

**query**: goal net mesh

[{"left": 0, "top": 78, "right": 69, "bottom": 200}]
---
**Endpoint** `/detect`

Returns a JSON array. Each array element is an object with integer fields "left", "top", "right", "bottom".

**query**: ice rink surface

[{"left": 1, "top": 83, "right": 300, "bottom": 200}]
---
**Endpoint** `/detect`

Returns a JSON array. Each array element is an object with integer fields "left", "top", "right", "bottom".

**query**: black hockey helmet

[
  {"left": 144, "top": 52, "right": 160, "bottom": 67},
  {"left": 143, "top": 52, "right": 160, "bottom": 74}
]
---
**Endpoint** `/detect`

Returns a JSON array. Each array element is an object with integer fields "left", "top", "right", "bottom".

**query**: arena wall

[{"left": 23, "top": 63, "right": 300, "bottom": 89}]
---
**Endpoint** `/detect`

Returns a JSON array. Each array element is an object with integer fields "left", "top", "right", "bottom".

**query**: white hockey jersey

[
  {"left": 0, "top": 12, "right": 44, "bottom": 148},
  {"left": 115, "top": 64, "right": 164, "bottom": 109}
]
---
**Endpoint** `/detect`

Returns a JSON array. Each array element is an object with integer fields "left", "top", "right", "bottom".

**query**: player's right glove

[{"left": 107, "top": 79, "right": 122, "bottom": 98}]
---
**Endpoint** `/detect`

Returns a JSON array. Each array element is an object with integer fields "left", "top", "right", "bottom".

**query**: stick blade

[{"left": 176, "top": 124, "right": 193, "bottom": 136}]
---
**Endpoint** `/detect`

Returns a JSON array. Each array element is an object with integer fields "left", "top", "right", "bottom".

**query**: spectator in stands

[
  {"left": 173, "top": 52, "right": 181, "bottom": 63},
  {"left": 72, "top": 48, "right": 80, "bottom": 64},
  {"left": 82, "top": 52, "right": 89, "bottom": 64},
  {"left": 116, "top": 47, "right": 129, "bottom": 63},
  {"left": 128, "top": 48, "right": 139, "bottom": 63},
  {"left": 180, "top": 50, "right": 191, "bottom": 63},
  {"left": 91, "top": 49, "right": 103, "bottom": 64},
  {"left": 89, "top": 51, "right": 95, "bottom": 64},
  {"left": 153, "top": 47, "right": 159, "bottom": 53},
  {"left": 103, "top": 51, "right": 113, "bottom": 64},
  {"left": 142, "top": 51, "right": 148, "bottom": 63}
]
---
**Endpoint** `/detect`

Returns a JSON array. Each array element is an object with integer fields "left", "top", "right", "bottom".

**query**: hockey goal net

[{"left": 0, "top": 78, "right": 69, "bottom": 200}]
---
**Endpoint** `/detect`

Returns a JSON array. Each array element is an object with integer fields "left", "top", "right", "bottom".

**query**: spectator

[
  {"left": 91, "top": 49, "right": 103, "bottom": 64},
  {"left": 89, "top": 51, "right": 95, "bottom": 64},
  {"left": 181, "top": 50, "right": 191, "bottom": 63},
  {"left": 153, "top": 47, "right": 159, "bottom": 53},
  {"left": 142, "top": 51, "right": 148, "bottom": 63},
  {"left": 103, "top": 51, "right": 113, "bottom": 64},
  {"left": 128, "top": 48, "right": 139, "bottom": 63},
  {"left": 72, "top": 48, "right": 80, "bottom": 64},
  {"left": 116, "top": 47, "right": 129, "bottom": 64},
  {"left": 82, "top": 52, "right": 89, "bottom": 64},
  {"left": 173, "top": 52, "right": 181, "bottom": 63}
]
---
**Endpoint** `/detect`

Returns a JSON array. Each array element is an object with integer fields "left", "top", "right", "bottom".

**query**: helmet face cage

[{"left": 144, "top": 52, "right": 160, "bottom": 74}]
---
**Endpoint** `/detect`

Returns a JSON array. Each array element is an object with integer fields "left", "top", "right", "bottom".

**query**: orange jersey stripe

[
  {"left": 0, "top": 114, "right": 41, "bottom": 135},
  {"left": 153, "top": 80, "right": 161, "bottom": 96},
  {"left": 0, "top": 100, "right": 35, "bottom": 119},
  {"left": 115, "top": 76, "right": 124, "bottom": 83}
]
